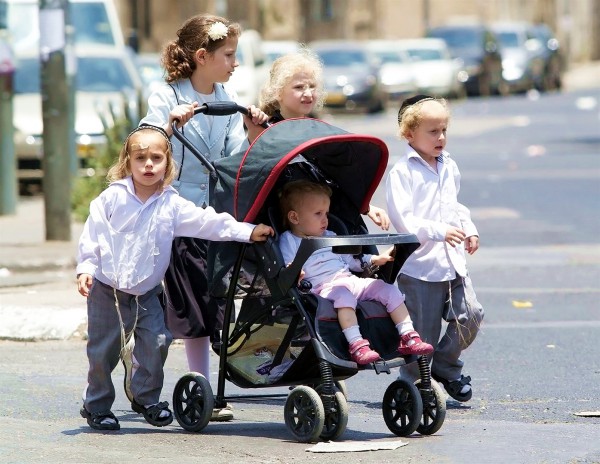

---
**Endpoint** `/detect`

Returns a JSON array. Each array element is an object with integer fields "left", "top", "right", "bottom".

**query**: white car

[
  {"left": 262, "top": 40, "right": 302, "bottom": 63},
  {"left": 397, "top": 38, "right": 467, "bottom": 99},
  {"left": 226, "top": 30, "right": 269, "bottom": 106},
  {"left": 366, "top": 40, "right": 418, "bottom": 104},
  {"left": 13, "top": 46, "right": 142, "bottom": 185}
]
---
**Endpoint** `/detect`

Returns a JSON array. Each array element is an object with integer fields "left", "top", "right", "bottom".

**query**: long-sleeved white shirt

[
  {"left": 76, "top": 177, "right": 255, "bottom": 295},
  {"left": 385, "top": 143, "right": 478, "bottom": 281},
  {"left": 278, "top": 230, "right": 371, "bottom": 290}
]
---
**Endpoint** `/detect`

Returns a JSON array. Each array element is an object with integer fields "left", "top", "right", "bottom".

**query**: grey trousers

[
  {"left": 398, "top": 273, "right": 484, "bottom": 381},
  {"left": 84, "top": 279, "right": 173, "bottom": 413}
]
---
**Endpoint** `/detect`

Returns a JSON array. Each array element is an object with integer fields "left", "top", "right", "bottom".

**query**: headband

[
  {"left": 126, "top": 124, "right": 173, "bottom": 153},
  {"left": 397, "top": 94, "right": 435, "bottom": 125}
]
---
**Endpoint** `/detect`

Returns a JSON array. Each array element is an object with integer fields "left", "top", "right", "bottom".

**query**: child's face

[
  {"left": 128, "top": 131, "right": 169, "bottom": 190},
  {"left": 406, "top": 101, "right": 449, "bottom": 161},
  {"left": 288, "top": 192, "right": 330, "bottom": 237},
  {"left": 279, "top": 71, "right": 318, "bottom": 118},
  {"left": 200, "top": 36, "right": 239, "bottom": 83}
]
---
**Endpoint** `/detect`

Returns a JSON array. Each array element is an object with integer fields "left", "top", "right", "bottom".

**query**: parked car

[
  {"left": 13, "top": 46, "right": 143, "bottom": 186},
  {"left": 491, "top": 21, "right": 546, "bottom": 93},
  {"left": 262, "top": 40, "right": 302, "bottom": 63},
  {"left": 365, "top": 40, "right": 418, "bottom": 104},
  {"left": 227, "top": 29, "right": 269, "bottom": 106},
  {"left": 396, "top": 38, "right": 467, "bottom": 99},
  {"left": 530, "top": 23, "right": 564, "bottom": 91},
  {"left": 427, "top": 24, "right": 507, "bottom": 96},
  {"left": 310, "top": 40, "right": 385, "bottom": 113},
  {"left": 133, "top": 52, "right": 165, "bottom": 106},
  {"left": 5, "top": 0, "right": 126, "bottom": 54}
]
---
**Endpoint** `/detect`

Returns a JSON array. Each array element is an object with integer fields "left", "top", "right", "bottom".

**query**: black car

[{"left": 427, "top": 24, "right": 507, "bottom": 97}]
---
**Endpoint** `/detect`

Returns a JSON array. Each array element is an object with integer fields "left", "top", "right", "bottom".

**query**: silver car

[{"left": 13, "top": 45, "right": 142, "bottom": 186}]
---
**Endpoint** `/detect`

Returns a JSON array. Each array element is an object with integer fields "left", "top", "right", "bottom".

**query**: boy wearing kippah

[{"left": 385, "top": 95, "right": 484, "bottom": 402}]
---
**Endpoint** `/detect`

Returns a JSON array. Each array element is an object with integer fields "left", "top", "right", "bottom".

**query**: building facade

[{"left": 115, "top": 0, "right": 599, "bottom": 63}]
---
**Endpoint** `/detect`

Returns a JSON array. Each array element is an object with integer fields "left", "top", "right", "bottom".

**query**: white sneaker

[{"left": 210, "top": 404, "right": 234, "bottom": 422}]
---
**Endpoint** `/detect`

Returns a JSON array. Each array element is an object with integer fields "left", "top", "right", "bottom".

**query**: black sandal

[
  {"left": 432, "top": 373, "right": 473, "bottom": 402},
  {"left": 80, "top": 406, "right": 120, "bottom": 431},
  {"left": 131, "top": 400, "right": 173, "bottom": 427}
]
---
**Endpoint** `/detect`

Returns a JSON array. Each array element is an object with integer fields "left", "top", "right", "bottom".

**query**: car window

[
  {"left": 372, "top": 50, "right": 405, "bottom": 64},
  {"left": 71, "top": 3, "right": 115, "bottom": 46},
  {"left": 429, "top": 29, "right": 480, "bottom": 48},
  {"left": 13, "top": 58, "right": 40, "bottom": 94},
  {"left": 407, "top": 48, "right": 444, "bottom": 61},
  {"left": 317, "top": 50, "right": 366, "bottom": 67},
  {"left": 496, "top": 31, "right": 520, "bottom": 47},
  {"left": 13, "top": 56, "right": 134, "bottom": 93},
  {"left": 77, "top": 56, "right": 134, "bottom": 92},
  {"left": 7, "top": 1, "right": 120, "bottom": 51}
]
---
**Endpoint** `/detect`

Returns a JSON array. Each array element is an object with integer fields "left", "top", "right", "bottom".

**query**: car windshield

[
  {"left": 407, "top": 48, "right": 444, "bottom": 61},
  {"left": 7, "top": 1, "right": 118, "bottom": 51},
  {"left": 14, "top": 56, "right": 135, "bottom": 94},
  {"left": 496, "top": 31, "right": 520, "bottom": 48},
  {"left": 429, "top": 29, "right": 481, "bottom": 48},
  {"left": 317, "top": 50, "right": 367, "bottom": 67},
  {"left": 372, "top": 50, "right": 404, "bottom": 64}
]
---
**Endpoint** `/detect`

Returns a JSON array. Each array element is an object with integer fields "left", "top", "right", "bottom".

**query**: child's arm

[
  {"left": 77, "top": 273, "right": 93, "bottom": 297},
  {"left": 243, "top": 105, "right": 269, "bottom": 143},
  {"left": 250, "top": 224, "right": 275, "bottom": 242},
  {"left": 370, "top": 246, "right": 395, "bottom": 266},
  {"left": 366, "top": 204, "right": 390, "bottom": 230},
  {"left": 166, "top": 101, "right": 199, "bottom": 135}
]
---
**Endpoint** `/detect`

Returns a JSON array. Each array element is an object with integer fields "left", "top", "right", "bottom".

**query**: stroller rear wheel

[
  {"left": 172, "top": 372, "right": 214, "bottom": 432},
  {"left": 284, "top": 385, "right": 325, "bottom": 442},
  {"left": 382, "top": 379, "right": 423, "bottom": 437},
  {"left": 320, "top": 390, "right": 349, "bottom": 441},
  {"left": 415, "top": 378, "right": 446, "bottom": 435}
]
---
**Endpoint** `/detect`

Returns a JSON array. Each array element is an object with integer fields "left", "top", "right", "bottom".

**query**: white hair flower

[{"left": 207, "top": 22, "right": 228, "bottom": 41}]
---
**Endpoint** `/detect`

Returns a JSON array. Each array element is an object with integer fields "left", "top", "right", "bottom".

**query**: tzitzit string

[{"left": 113, "top": 287, "right": 139, "bottom": 359}]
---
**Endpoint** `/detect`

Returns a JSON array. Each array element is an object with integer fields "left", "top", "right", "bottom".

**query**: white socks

[
  {"left": 342, "top": 325, "right": 362, "bottom": 344},
  {"left": 396, "top": 321, "right": 415, "bottom": 335}
]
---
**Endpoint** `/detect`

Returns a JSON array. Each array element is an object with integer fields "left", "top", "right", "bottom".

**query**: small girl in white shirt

[
  {"left": 76, "top": 125, "right": 273, "bottom": 431},
  {"left": 277, "top": 180, "right": 432, "bottom": 365}
]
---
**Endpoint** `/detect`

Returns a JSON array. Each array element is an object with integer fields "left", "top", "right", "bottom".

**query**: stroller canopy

[{"left": 211, "top": 118, "right": 389, "bottom": 223}]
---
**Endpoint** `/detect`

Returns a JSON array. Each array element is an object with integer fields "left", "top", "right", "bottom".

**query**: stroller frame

[{"left": 168, "top": 103, "right": 446, "bottom": 442}]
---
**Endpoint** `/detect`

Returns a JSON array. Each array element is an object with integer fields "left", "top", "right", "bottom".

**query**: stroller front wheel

[
  {"left": 284, "top": 385, "right": 325, "bottom": 443},
  {"left": 172, "top": 372, "right": 215, "bottom": 432}
]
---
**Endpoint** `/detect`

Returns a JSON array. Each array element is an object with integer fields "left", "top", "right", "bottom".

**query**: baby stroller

[{"left": 169, "top": 102, "right": 446, "bottom": 442}]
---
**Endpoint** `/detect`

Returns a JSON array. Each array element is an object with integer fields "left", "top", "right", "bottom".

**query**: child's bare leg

[{"left": 337, "top": 307, "right": 380, "bottom": 365}]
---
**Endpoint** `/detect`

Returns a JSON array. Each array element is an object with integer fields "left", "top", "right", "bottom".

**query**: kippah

[{"left": 397, "top": 94, "right": 435, "bottom": 124}]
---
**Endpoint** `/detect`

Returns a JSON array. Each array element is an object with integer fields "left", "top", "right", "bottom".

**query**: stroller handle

[{"left": 170, "top": 102, "right": 270, "bottom": 176}]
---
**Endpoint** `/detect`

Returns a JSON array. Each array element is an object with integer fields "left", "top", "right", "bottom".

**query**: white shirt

[
  {"left": 385, "top": 143, "right": 478, "bottom": 281},
  {"left": 76, "top": 177, "right": 255, "bottom": 295},
  {"left": 278, "top": 230, "right": 371, "bottom": 290}
]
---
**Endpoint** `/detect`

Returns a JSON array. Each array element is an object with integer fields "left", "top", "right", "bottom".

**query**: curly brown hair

[{"left": 161, "top": 14, "right": 242, "bottom": 83}]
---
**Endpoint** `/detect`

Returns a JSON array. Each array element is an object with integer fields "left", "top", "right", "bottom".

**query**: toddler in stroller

[{"left": 278, "top": 179, "right": 433, "bottom": 364}]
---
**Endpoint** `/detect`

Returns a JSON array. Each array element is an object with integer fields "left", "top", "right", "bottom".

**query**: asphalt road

[{"left": 1, "top": 88, "right": 599, "bottom": 463}]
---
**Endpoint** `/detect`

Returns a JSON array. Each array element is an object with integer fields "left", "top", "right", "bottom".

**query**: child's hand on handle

[
  {"left": 371, "top": 248, "right": 395, "bottom": 266},
  {"left": 465, "top": 235, "right": 480, "bottom": 255},
  {"left": 250, "top": 223, "right": 274, "bottom": 242},
  {"left": 167, "top": 101, "right": 200, "bottom": 134},
  {"left": 445, "top": 226, "right": 466, "bottom": 247},
  {"left": 366, "top": 204, "right": 390, "bottom": 230},
  {"left": 244, "top": 105, "right": 269, "bottom": 143},
  {"left": 77, "top": 273, "right": 93, "bottom": 297}
]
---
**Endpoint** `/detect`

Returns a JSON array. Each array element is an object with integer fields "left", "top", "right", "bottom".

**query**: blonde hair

[
  {"left": 162, "top": 14, "right": 242, "bottom": 83},
  {"left": 398, "top": 96, "right": 449, "bottom": 139},
  {"left": 279, "top": 180, "right": 332, "bottom": 229},
  {"left": 260, "top": 47, "right": 325, "bottom": 116},
  {"left": 107, "top": 126, "right": 177, "bottom": 188}
]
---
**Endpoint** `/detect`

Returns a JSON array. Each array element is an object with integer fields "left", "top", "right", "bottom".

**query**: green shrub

[{"left": 71, "top": 115, "right": 135, "bottom": 222}]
